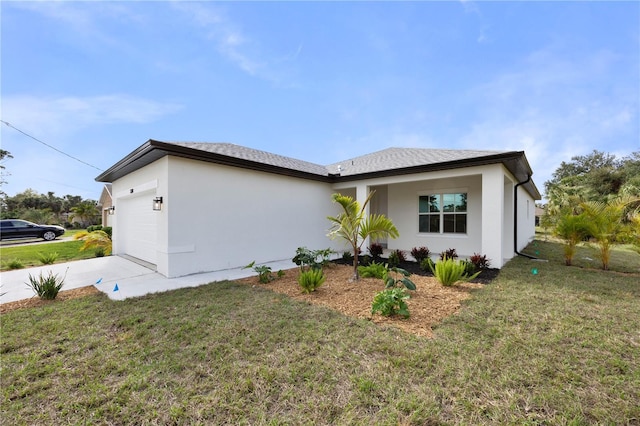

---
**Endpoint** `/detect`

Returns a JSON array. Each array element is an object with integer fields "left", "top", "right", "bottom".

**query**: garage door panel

[{"left": 119, "top": 194, "right": 157, "bottom": 265}]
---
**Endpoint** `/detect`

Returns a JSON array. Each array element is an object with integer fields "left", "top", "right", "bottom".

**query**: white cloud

[{"left": 2, "top": 94, "right": 183, "bottom": 137}]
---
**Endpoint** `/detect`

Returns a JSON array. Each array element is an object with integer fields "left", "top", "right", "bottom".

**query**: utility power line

[{"left": 0, "top": 119, "right": 104, "bottom": 171}]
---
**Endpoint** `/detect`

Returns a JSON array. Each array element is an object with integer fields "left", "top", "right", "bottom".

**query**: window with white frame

[{"left": 419, "top": 193, "right": 467, "bottom": 234}]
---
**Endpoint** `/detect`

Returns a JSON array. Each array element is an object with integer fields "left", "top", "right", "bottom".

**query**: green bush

[
  {"left": 5, "top": 259, "right": 25, "bottom": 270},
  {"left": 387, "top": 251, "right": 400, "bottom": 267},
  {"left": 357, "top": 261, "right": 386, "bottom": 279},
  {"left": 298, "top": 269, "right": 326, "bottom": 294},
  {"left": 341, "top": 251, "right": 354, "bottom": 262},
  {"left": 26, "top": 270, "right": 66, "bottom": 300},
  {"left": 94, "top": 247, "right": 106, "bottom": 257},
  {"left": 37, "top": 251, "right": 59, "bottom": 265},
  {"left": 371, "top": 288, "right": 410, "bottom": 318},
  {"left": 102, "top": 226, "right": 112, "bottom": 239},
  {"left": 292, "top": 247, "right": 333, "bottom": 271},
  {"left": 429, "top": 258, "right": 480, "bottom": 286},
  {"left": 420, "top": 257, "right": 435, "bottom": 273}
]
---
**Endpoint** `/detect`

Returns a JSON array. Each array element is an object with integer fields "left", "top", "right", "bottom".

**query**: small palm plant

[
  {"left": 327, "top": 191, "right": 399, "bottom": 281},
  {"left": 580, "top": 196, "right": 639, "bottom": 270},
  {"left": 554, "top": 212, "right": 590, "bottom": 266}
]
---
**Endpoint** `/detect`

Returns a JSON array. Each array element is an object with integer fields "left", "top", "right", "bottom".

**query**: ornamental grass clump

[
  {"left": 37, "top": 251, "right": 59, "bottom": 265},
  {"left": 429, "top": 258, "right": 480, "bottom": 287},
  {"left": 357, "top": 261, "right": 387, "bottom": 279},
  {"left": 26, "top": 269, "right": 67, "bottom": 300}
]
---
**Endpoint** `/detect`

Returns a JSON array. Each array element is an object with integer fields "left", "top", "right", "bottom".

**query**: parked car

[{"left": 0, "top": 219, "right": 66, "bottom": 241}]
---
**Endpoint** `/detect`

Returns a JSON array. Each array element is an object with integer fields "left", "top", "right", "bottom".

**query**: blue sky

[{"left": 1, "top": 1, "right": 638, "bottom": 201}]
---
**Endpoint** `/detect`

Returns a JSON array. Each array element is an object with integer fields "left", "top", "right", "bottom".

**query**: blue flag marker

[
  {"left": 113, "top": 283, "right": 119, "bottom": 292},
  {"left": 531, "top": 268, "right": 539, "bottom": 275},
  {"left": 96, "top": 278, "right": 102, "bottom": 284}
]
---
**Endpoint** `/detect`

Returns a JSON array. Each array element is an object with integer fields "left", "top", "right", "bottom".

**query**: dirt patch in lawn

[
  {"left": 237, "top": 263, "right": 487, "bottom": 338},
  {"left": 0, "top": 286, "right": 101, "bottom": 314}
]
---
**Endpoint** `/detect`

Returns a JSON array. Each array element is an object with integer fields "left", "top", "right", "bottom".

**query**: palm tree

[
  {"left": 69, "top": 201, "right": 99, "bottom": 227},
  {"left": 554, "top": 212, "right": 589, "bottom": 266},
  {"left": 580, "top": 196, "right": 640, "bottom": 270},
  {"left": 327, "top": 191, "right": 399, "bottom": 281}
]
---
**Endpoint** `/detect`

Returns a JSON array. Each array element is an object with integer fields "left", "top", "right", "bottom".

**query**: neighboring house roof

[
  {"left": 96, "top": 139, "right": 541, "bottom": 199},
  {"left": 98, "top": 183, "right": 112, "bottom": 207}
]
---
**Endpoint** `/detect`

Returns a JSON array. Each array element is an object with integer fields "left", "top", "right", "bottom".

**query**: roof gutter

[{"left": 514, "top": 174, "right": 539, "bottom": 260}]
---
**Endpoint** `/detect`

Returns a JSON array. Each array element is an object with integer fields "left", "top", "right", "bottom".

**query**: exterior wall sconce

[
  {"left": 107, "top": 206, "right": 116, "bottom": 215},
  {"left": 153, "top": 196, "right": 163, "bottom": 211}
]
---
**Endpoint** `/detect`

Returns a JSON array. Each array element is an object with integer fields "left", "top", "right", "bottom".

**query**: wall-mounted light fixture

[
  {"left": 107, "top": 206, "right": 116, "bottom": 215},
  {"left": 153, "top": 196, "right": 163, "bottom": 211}
]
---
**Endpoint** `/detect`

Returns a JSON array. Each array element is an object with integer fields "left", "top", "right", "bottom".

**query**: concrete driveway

[{"left": 0, "top": 256, "right": 297, "bottom": 304}]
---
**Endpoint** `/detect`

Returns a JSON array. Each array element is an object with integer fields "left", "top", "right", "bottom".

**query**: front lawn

[
  {"left": 2, "top": 240, "right": 639, "bottom": 424},
  {"left": 0, "top": 238, "right": 96, "bottom": 270}
]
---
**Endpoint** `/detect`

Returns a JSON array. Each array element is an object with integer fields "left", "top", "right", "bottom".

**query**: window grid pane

[{"left": 418, "top": 193, "right": 467, "bottom": 234}]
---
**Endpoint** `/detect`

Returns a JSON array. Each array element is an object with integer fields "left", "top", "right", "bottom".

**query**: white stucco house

[{"left": 96, "top": 140, "right": 541, "bottom": 278}]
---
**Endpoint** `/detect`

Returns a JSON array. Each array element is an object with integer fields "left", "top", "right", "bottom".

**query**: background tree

[
  {"left": 0, "top": 149, "right": 13, "bottom": 198},
  {"left": 69, "top": 201, "right": 100, "bottom": 227},
  {"left": 327, "top": 191, "right": 399, "bottom": 281}
]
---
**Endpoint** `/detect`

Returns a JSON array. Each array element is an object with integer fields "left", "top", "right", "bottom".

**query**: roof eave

[{"left": 96, "top": 140, "right": 330, "bottom": 183}]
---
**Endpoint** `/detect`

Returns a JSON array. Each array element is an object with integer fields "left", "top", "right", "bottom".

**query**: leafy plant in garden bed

[
  {"left": 243, "top": 261, "right": 283, "bottom": 284},
  {"left": 429, "top": 258, "right": 480, "bottom": 286},
  {"left": 410, "top": 246, "right": 430, "bottom": 263},
  {"left": 371, "top": 287, "right": 411, "bottom": 318},
  {"left": 367, "top": 243, "right": 384, "bottom": 259},
  {"left": 357, "top": 261, "right": 387, "bottom": 279},
  {"left": 292, "top": 247, "right": 334, "bottom": 271},
  {"left": 297, "top": 268, "right": 326, "bottom": 293}
]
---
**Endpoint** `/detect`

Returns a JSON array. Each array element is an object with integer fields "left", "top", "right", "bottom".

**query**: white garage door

[{"left": 118, "top": 193, "right": 158, "bottom": 266}]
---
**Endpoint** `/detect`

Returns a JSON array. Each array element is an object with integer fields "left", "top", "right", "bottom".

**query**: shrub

[
  {"left": 429, "top": 258, "right": 480, "bottom": 286},
  {"left": 342, "top": 251, "right": 354, "bottom": 262},
  {"left": 368, "top": 243, "right": 384, "bottom": 259},
  {"left": 410, "top": 246, "right": 430, "bottom": 263},
  {"left": 6, "top": 259, "right": 25, "bottom": 270},
  {"left": 37, "top": 251, "right": 59, "bottom": 265},
  {"left": 357, "top": 261, "right": 387, "bottom": 279},
  {"left": 102, "top": 226, "right": 112, "bottom": 239},
  {"left": 95, "top": 247, "right": 106, "bottom": 258},
  {"left": 74, "top": 230, "right": 112, "bottom": 256},
  {"left": 298, "top": 269, "right": 326, "bottom": 294},
  {"left": 26, "top": 269, "right": 66, "bottom": 300},
  {"left": 371, "top": 288, "right": 410, "bottom": 318},
  {"left": 387, "top": 249, "right": 406, "bottom": 267},
  {"left": 360, "top": 254, "right": 372, "bottom": 267},
  {"left": 440, "top": 248, "right": 458, "bottom": 260},
  {"left": 461, "top": 259, "right": 476, "bottom": 276},
  {"left": 292, "top": 247, "right": 333, "bottom": 271},
  {"left": 87, "top": 225, "right": 103, "bottom": 233},
  {"left": 469, "top": 253, "right": 491, "bottom": 270},
  {"left": 420, "top": 257, "right": 435, "bottom": 273},
  {"left": 383, "top": 267, "right": 416, "bottom": 290}
]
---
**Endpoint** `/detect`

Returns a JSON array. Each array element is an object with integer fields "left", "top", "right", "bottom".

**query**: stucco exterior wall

[
  {"left": 162, "top": 157, "right": 343, "bottom": 277},
  {"left": 386, "top": 174, "right": 483, "bottom": 259},
  {"left": 110, "top": 157, "right": 169, "bottom": 273},
  {"left": 516, "top": 185, "right": 536, "bottom": 251}
]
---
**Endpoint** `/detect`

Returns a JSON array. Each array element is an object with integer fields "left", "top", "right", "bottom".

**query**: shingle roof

[
  {"left": 96, "top": 140, "right": 540, "bottom": 199},
  {"left": 170, "top": 142, "right": 329, "bottom": 176},
  {"left": 325, "top": 147, "right": 508, "bottom": 176}
]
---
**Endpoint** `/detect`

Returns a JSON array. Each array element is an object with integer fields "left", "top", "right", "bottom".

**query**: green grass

[
  {"left": 0, "top": 239, "right": 96, "bottom": 270},
  {"left": 2, "top": 240, "right": 639, "bottom": 425}
]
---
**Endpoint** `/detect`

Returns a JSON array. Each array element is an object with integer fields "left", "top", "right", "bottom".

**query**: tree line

[{"left": 1, "top": 189, "right": 101, "bottom": 228}]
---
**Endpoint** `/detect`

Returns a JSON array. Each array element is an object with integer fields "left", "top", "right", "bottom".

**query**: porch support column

[
  {"left": 481, "top": 168, "right": 505, "bottom": 267},
  {"left": 355, "top": 184, "right": 370, "bottom": 252}
]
